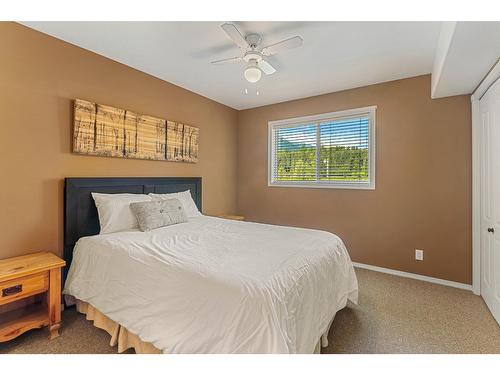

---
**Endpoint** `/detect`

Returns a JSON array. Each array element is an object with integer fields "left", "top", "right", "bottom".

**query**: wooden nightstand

[
  {"left": 0, "top": 252, "right": 65, "bottom": 342},
  {"left": 212, "top": 214, "right": 245, "bottom": 221}
]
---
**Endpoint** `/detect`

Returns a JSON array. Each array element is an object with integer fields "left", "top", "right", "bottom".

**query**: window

[{"left": 268, "top": 106, "right": 376, "bottom": 189}]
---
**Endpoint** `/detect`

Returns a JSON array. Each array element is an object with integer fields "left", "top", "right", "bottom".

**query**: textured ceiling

[{"left": 23, "top": 21, "right": 441, "bottom": 109}]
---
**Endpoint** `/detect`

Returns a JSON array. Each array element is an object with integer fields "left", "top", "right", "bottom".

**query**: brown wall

[
  {"left": 237, "top": 75, "right": 472, "bottom": 284},
  {"left": 0, "top": 23, "right": 238, "bottom": 260}
]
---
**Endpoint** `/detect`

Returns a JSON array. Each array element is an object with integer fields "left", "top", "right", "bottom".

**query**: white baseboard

[{"left": 352, "top": 262, "right": 473, "bottom": 291}]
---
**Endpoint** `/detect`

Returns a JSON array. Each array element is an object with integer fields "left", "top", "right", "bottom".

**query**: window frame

[{"left": 268, "top": 106, "right": 376, "bottom": 190}]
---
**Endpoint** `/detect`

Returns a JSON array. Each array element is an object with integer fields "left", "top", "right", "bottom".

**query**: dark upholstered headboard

[{"left": 64, "top": 177, "right": 202, "bottom": 277}]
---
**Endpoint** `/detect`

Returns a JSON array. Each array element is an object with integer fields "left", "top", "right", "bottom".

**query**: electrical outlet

[{"left": 415, "top": 249, "right": 424, "bottom": 261}]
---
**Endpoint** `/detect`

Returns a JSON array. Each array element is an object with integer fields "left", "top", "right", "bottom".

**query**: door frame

[{"left": 471, "top": 58, "right": 500, "bottom": 295}]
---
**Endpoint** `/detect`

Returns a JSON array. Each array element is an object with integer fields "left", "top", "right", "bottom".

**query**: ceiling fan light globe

[{"left": 244, "top": 67, "right": 262, "bottom": 83}]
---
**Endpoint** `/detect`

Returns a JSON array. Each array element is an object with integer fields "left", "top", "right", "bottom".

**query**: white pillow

[
  {"left": 148, "top": 190, "right": 202, "bottom": 218},
  {"left": 91, "top": 193, "right": 152, "bottom": 234}
]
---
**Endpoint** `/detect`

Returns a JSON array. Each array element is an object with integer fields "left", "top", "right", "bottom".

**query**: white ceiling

[
  {"left": 432, "top": 21, "right": 500, "bottom": 98},
  {"left": 22, "top": 21, "right": 443, "bottom": 109}
]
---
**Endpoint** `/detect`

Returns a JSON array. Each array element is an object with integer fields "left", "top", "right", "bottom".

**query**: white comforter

[{"left": 64, "top": 216, "right": 358, "bottom": 353}]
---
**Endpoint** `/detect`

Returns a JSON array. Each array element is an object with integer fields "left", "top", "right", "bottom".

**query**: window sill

[{"left": 268, "top": 182, "right": 375, "bottom": 190}]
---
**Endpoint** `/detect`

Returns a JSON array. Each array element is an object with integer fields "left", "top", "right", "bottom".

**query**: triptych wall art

[{"left": 73, "top": 99, "right": 199, "bottom": 163}]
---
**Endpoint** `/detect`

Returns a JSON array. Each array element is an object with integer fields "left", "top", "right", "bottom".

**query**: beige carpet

[{"left": 1, "top": 268, "right": 499, "bottom": 354}]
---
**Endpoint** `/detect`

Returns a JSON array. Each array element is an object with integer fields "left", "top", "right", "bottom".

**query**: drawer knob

[{"left": 2, "top": 284, "right": 22, "bottom": 297}]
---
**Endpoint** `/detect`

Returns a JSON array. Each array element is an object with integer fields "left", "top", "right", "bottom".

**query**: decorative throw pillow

[
  {"left": 148, "top": 190, "right": 202, "bottom": 218},
  {"left": 130, "top": 198, "right": 187, "bottom": 232}
]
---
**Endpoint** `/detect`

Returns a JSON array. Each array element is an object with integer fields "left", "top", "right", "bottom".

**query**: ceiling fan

[{"left": 211, "top": 23, "right": 303, "bottom": 83}]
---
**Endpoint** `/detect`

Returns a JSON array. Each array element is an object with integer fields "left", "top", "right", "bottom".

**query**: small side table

[
  {"left": 212, "top": 214, "right": 245, "bottom": 221},
  {"left": 0, "top": 252, "right": 66, "bottom": 342}
]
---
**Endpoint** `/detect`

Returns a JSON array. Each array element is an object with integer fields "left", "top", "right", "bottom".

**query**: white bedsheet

[{"left": 64, "top": 216, "right": 358, "bottom": 353}]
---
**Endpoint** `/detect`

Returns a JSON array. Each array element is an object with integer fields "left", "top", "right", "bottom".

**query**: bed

[{"left": 63, "top": 177, "right": 358, "bottom": 354}]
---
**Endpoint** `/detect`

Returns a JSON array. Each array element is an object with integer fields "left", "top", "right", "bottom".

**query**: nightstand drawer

[{"left": 0, "top": 272, "right": 49, "bottom": 306}]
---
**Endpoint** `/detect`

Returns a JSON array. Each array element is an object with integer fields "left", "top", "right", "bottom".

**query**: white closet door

[{"left": 480, "top": 77, "right": 500, "bottom": 324}]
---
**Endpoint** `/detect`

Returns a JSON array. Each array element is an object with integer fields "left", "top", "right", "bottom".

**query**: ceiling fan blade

[
  {"left": 258, "top": 60, "right": 276, "bottom": 75},
  {"left": 211, "top": 56, "right": 243, "bottom": 64},
  {"left": 221, "top": 23, "right": 249, "bottom": 50},
  {"left": 262, "top": 36, "right": 303, "bottom": 56}
]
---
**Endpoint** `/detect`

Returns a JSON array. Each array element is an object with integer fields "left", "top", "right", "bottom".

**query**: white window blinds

[
  {"left": 274, "top": 123, "right": 317, "bottom": 181},
  {"left": 269, "top": 106, "right": 376, "bottom": 189}
]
